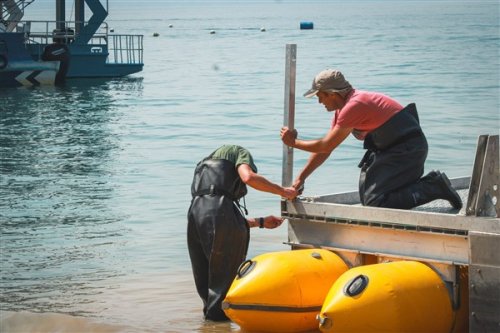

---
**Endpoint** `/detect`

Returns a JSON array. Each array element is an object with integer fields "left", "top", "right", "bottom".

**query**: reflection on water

[{"left": 0, "top": 79, "right": 143, "bottom": 317}]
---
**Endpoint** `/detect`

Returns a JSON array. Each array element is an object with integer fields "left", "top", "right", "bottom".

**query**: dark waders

[
  {"left": 359, "top": 103, "right": 462, "bottom": 210},
  {"left": 359, "top": 103, "right": 429, "bottom": 208},
  {"left": 187, "top": 159, "right": 250, "bottom": 321}
]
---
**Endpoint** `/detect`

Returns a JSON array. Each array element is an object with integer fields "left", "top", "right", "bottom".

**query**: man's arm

[
  {"left": 237, "top": 164, "right": 297, "bottom": 200},
  {"left": 281, "top": 126, "right": 353, "bottom": 190},
  {"left": 281, "top": 126, "right": 352, "bottom": 153},
  {"left": 246, "top": 215, "right": 284, "bottom": 229},
  {"left": 293, "top": 152, "right": 330, "bottom": 190}
]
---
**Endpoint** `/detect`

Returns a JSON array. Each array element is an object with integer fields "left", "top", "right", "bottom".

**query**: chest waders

[
  {"left": 358, "top": 103, "right": 462, "bottom": 210},
  {"left": 358, "top": 103, "right": 428, "bottom": 208},
  {"left": 187, "top": 158, "right": 250, "bottom": 321}
]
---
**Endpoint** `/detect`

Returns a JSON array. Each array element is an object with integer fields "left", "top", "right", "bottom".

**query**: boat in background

[{"left": 0, "top": 0, "right": 143, "bottom": 87}]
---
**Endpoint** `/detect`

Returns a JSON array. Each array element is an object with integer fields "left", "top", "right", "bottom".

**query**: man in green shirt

[{"left": 188, "top": 145, "right": 297, "bottom": 321}]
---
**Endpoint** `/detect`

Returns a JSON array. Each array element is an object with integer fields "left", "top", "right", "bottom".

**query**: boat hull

[
  {"left": 0, "top": 32, "right": 60, "bottom": 87},
  {"left": 223, "top": 249, "right": 348, "bottom": 333},
  {"left": 26, "top": 43, "right": 143, "bottom": 78},
  {"left": 0, "top": 60, "right": 59, "bottom": 87}
]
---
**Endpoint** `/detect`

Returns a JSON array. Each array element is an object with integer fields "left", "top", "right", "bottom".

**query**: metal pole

[
  {"left": 282, "top": 44, "right": 297, "bottom": 187},
  {"left": 56, "top": 0, "right": 66, "bottom": 32},
  {"left": 75, "top": 0, "right": 85, "bottom": 35}
]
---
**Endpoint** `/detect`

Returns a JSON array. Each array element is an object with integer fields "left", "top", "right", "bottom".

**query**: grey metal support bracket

[
  {"left": 466, "top": 135, "right": 499, "bottom": 217},
  {"left": 469, "top": 231, "right": 500, "bottom": 332},
  {"left": 282, "top": 44, "right": 296, "bottom": 187}
]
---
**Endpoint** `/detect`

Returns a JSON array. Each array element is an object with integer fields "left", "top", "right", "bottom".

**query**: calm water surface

[{"left": 1, "top": 1, "right": 499, "bottom": 332}]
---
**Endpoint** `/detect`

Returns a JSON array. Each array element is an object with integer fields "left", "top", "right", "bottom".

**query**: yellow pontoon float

[
  {"left": 222, "top": 249, "right": 348, "bottom": 332},
  {"left": 318, "top": 260, "right": 453, "bottom": 332}
]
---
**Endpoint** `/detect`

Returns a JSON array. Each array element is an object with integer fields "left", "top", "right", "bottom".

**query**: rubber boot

[
  {"left": 379, "top": 170, "right": 463, "bottom": 210},
  {"left": 412, "top": 170, "right": 463, "bottom": 209},
  {"left": 435, "top": 171, "right": 463, "bottom": 209}
]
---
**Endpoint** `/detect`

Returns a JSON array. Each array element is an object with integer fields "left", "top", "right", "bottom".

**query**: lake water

[{"left": 0, "top": 1, "right": 498, "bottom": 332}]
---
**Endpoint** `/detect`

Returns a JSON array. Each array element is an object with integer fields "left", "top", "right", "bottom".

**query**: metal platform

[
  {"left": 280, "top": 44, "right": 500, "bottom": 333},
  {"left": 281, "top": 133, "right": 499, "bottom": 333}
]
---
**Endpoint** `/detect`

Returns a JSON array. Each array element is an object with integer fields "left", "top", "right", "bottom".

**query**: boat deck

[
  {"left": 282, "top": 177, "right": 499, "bottom": 332},
  {"left": 307, "top": 177, "right": 469, "bottom": 214}
]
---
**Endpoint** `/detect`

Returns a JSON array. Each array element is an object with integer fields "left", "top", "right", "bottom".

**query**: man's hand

[
  {"left": 263, "top": 215, "right": 284, "bottom": 229},
  {"left": 292, "top": 178, "right": 305, "bottom": 195},
  {"left": 280, "top": 127, "right": 298, "bottom": 147},
  {"left": 282, "top": 186, "right": 298, "bottom": 200}
]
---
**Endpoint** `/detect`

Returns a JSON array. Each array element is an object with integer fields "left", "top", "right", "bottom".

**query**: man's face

[{"left": 316, "top": 91, "right": 343, "bottom": 112}]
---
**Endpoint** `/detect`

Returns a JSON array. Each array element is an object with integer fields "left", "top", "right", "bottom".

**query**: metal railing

[
  {"left": 11, "top": 20, "right": 106, "bottom": 43},
  {"left": 4, "top": 19, "right": 143, "bottom": 65},
  {"left": 108, "top": 34, "right": 143, "bottom": 65}
]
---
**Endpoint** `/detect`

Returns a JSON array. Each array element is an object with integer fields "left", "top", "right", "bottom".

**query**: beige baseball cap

[{"left": 303, "top": 69, "right": 352, "bottom": 98}]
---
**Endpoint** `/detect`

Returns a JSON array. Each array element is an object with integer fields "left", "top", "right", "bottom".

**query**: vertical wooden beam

[{"left": 282, "top": 44, "right": 296, "bottom": 187}]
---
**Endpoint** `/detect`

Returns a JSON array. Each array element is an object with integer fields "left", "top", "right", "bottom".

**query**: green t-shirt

[{"left": 210, "top": 145, "right": 258, "bottom": 173}]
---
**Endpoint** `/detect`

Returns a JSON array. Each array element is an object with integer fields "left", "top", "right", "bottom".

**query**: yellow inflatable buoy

[
  {"left": 318, "top": 260, "right": 454, "bottom": 333},
  {"left": 222, "top": 249, "right": 348, "bottom": 333}
]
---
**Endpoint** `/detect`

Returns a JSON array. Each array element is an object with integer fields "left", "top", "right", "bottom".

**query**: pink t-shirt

[{"left": 332, "top": 89, "right": 403, "bottom": 140}]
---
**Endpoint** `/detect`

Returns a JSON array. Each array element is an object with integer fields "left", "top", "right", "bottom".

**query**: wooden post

[{"left": 282, "top": 44, "right": 296, "bottom": 187}]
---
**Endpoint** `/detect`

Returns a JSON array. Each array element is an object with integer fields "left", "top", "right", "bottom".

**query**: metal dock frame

[{"left": 280, "top": 44, "right": 500, "bottom": 333}]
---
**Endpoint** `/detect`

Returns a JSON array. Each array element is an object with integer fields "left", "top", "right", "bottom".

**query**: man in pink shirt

[{"left": 280, "top": 69, "right": 462, "bottom": 210}]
